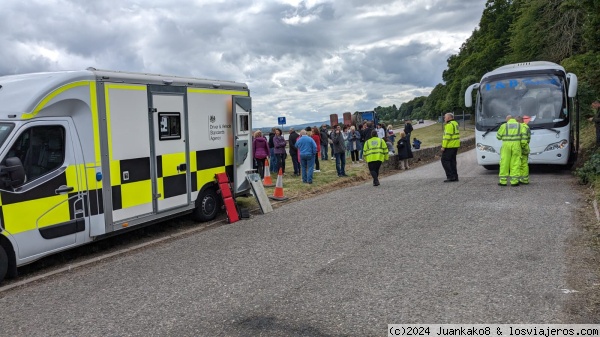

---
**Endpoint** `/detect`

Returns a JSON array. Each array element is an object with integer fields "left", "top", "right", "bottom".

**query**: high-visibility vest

[
  {"left": 363, "top": 136, "right": 389, "bottom": 162},
  {"left": 520, "top": 122, "right": 531, "bottom": 155},
  {"left": 496, "top": 119, "right": 523, "bottom": 143},
  {"left": 442, "top": 120, "right": 460, "bottom": 148},
  {"left": 520, "top": 123, "right": 531, "bottom": 144}
]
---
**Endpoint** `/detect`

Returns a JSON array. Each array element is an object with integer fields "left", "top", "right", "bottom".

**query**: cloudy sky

[{"left": 0, "top": 0, "right": 487, "bottom": 127}]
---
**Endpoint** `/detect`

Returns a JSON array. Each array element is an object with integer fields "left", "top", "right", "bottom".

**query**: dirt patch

[{"left": 563, "top": 182, "right": 600, "bottom": 322}]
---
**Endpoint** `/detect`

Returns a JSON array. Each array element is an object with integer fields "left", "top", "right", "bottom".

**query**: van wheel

[
  {"left": 0, "top": 245, "right": 8, "bottom": 284},
  {"left": 483, "top": 165, "right": 499, "bottom": 170},
  {"left": 192, "top": 188, "right": 220, "bottom": 222}
]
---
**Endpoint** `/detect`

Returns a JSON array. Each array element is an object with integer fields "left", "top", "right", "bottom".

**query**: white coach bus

[{"left": 465, "top": 61, "right": 578, "bottom": 169}]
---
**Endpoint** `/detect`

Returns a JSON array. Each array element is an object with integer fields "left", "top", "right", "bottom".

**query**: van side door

[
  {"left": 0, "top": 121, "right": 85, "bottom": 260},
  {"left": 149, "top": 86, "right": 190, "bottom": 212}
]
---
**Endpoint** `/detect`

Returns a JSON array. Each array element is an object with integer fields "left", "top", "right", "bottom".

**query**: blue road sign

[{"left": 278, "top": 117, "right": 286, "bottom": 125}]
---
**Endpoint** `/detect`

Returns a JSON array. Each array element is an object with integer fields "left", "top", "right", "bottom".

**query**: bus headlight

[
  {"left": 477, "top": 143, "right": 496, "bottom": 153},
  {"left": 544, "top": 139, "right": 568, "bottom": 152}
]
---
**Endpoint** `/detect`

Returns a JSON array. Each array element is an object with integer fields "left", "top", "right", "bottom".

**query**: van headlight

[
  {"left": 544, "top": 139, "right": 568, "bottom": 152},
  {"left": 477, "top": 143, "right": 496, "bottom": 153}
]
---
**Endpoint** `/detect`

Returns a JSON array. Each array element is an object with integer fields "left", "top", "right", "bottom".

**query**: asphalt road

[{"left": 0, "top": 149, "right": 591, "bottom": 336}]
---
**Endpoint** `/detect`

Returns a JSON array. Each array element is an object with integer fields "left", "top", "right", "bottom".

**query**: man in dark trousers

[
  {"left": 363, "top": 130, "right": 389, "bottom": 186},
  {"left": 288, "top": 128, "right": 300, "bottom": 176},
  {"left": 592, "top": 100, "right": 600, "bottom": 145},
  {"left": 319, "top": 124, "right": 329, "bottom": 160},
  {"left": 268, "top": 127, "right": 276, "bottom": 173},
  {"left": 404, "top": 119, "right": 414, "bottom": 142},
  {"left": 441, "top": 113, "right": 460, "bottom": 182}
]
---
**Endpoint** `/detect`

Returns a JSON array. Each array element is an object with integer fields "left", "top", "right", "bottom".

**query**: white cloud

[{"left": 0, "top": 0, "right": 486, "bottom": 127}]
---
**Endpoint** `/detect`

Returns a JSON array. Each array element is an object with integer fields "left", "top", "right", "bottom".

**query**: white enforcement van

[{"left": 0, "top": 68, "right": 253, "bottom": 283}]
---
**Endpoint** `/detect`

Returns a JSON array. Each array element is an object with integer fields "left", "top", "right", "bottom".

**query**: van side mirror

[{"left": 0, "top": 157, "right": 26, "bottom": 188}]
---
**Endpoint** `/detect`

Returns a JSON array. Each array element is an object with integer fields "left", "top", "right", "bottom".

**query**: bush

[{"left": 576, "top": 152, "right": 600, "bottom": 184}]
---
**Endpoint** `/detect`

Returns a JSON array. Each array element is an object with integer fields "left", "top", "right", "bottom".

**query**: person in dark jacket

[
  {"left": 288, "top": 128, "right": 300, "bottom": 176},
  {"left": 268, "top": 127, "right": 276, "bottom": 173},
  {"left": 396, "top": 131, "right": 413, "bottom": 170},
  {"left": 592, "top": 100, "right": 600, "bottom": 145},
  {"left": 273, "top": 128, "right": 287, "bottom": 174},
  {"left": 331, "top": 125, "right": 347, "bottom": 177},
  {"left": 347, "top": 125, "right": 361, "bottom": 163},
  {"left": 361, "top": 122, "right": 373, "bottom": 145},
  {"left": 404, "top": 120, "right": 414, "bottom": 142},
  {"left": 319, "top": 124, "right": 329, "bottom": 160},
  {"left": 252, "top": 130, "right": 270, "bottom": 179}
]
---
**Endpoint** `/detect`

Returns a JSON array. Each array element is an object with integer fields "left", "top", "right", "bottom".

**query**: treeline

[{"left": 375, "top": 0, "right": 600, "bottom": 122}]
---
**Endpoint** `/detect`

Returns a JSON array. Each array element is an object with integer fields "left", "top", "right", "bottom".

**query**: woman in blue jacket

[{"left": 295, "top": 129, "right": 317, "bottom": 183}]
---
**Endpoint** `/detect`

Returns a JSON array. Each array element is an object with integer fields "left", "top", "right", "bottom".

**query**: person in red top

[{"left": 311, "top": 126, "right": 321, "bottom": 172}]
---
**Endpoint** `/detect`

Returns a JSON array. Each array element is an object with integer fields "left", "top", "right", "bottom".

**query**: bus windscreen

[{"left": 477, "top": 74, "right": 567, "bottom": 130}]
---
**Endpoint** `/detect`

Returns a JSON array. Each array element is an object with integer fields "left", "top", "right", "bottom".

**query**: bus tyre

[
  {"left": 0, "top": 245, "right": 8, "bottom": 284},
  {"left": 192, "top": 188, "right": 220, "bottom": 222}
]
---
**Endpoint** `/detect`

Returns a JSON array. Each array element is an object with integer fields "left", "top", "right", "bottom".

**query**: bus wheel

[
  {"left": 483, "top": 165, "right": 499, "bottom": 170},
  {"left": 192, "top": 188, "right": 221, "bottom": 222},
  {"left": 0, "top": 245, "right": 8, "bottom": 284}
]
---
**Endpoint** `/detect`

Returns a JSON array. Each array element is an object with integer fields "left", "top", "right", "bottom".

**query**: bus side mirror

[
  {"left": 0, "top": 157, "right": 26, "bottom": 188},
  {"left": 567, "top": 73, "right": 578, "bottom": 98},
  {"left": 465, "top": 83, "right": 479, "bottom": 108}
]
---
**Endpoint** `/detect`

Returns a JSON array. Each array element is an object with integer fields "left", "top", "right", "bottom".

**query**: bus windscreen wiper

[
  {"left": 482, "top": 122, "right": 504, "bottom": 138},
  {"left": 531, "top": 125, "right": 560, "bottom": 135}
]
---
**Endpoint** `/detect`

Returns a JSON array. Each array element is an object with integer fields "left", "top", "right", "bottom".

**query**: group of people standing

[
  {"left": 252, "top": 118, "right": 426, "bottom": 187},
  {"left": 254, "top": 114, "right": 534, "bottom": 189}
]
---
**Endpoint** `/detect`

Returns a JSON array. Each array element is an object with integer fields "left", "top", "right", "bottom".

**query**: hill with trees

[{"left": 377, "top": 0, "right": 600, "bottom": 122}]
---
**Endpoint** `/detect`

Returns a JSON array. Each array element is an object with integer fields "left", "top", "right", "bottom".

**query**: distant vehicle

[
  {"left": 351, "top": 111, "right": 378, "bottom": 126},
  {"left": 465, "top": 61, "right": 578, "bottom": 169},
  {"left": 418, "top": 119, "right": 424, "bottom": 124}
]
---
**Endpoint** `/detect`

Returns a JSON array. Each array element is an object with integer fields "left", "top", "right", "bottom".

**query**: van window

[
  {"left": 238, "top": 114, "right": 249, "bottom": 134},
  {"left": 5, "top": 126, "right": 66, "bottom": 181},
  {"left": 159, "top": 112, "right": 181, "bottom": 140},
  {"left": 0, "top": 123, "right": 15, "bottom": 148}
]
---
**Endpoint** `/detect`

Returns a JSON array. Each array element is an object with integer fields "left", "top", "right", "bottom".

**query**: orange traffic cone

[
  {"left": 263, "top": 158, "right": 275, "bottom": 187},
  {"left": 269, "top": 168, "right": 288, "bottom": 201}
]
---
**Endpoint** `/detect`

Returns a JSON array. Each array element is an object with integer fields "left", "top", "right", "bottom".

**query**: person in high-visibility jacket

[
  {"left": 363, "top": 130, "right": 389, "bottom": 186},
  {"left": 441, "top": 113, "right": 460, "bottom": 182},
  {"left": 496, "top": 115, "right": 525, "bottom": 186},
  {"left": 516, "top": 116, "right": 531, "bottom": 184}
]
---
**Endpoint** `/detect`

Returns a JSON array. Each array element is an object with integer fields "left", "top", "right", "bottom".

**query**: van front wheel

[
  {"left": 0, "top": 245, "right": 8, "bottom": 284},
  {"left": 192, "top": 188, "right": 221, "bottom": 222}
]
